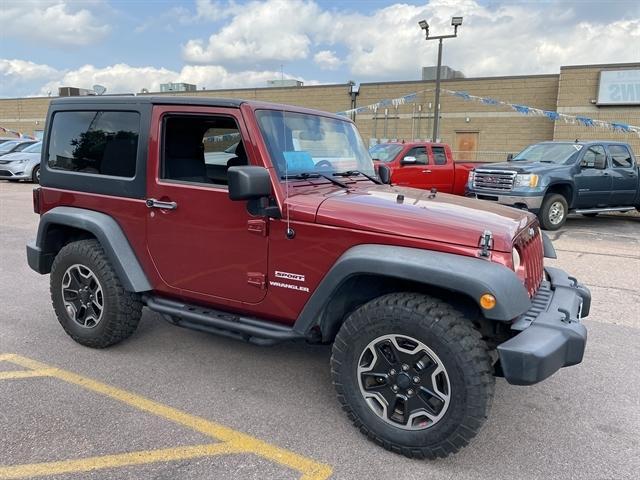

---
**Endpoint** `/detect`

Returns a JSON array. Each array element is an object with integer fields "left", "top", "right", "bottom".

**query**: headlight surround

[
  {"left": 467, "top": 170, "right": 475, "bottom": 187},
  {"left": 512, "top": 247, "right": 521, "bottom": 271},
  {"left": 513, "top": 173, "right": 539, "bottom": 188}
]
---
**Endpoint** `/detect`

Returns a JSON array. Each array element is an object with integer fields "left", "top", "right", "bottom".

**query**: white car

[{"left": 0, "top": 141, "right": 42, "bottom": 183}]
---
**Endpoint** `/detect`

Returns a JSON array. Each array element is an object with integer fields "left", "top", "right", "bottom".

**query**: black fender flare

[
  {"left": 27, "top": 206, "right": 151, "bottom": 292},
  {"left": 293, "top": 244, "right": 531, "bottom": 337}
]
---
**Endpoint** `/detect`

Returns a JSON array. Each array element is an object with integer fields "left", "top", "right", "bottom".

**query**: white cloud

[
  {"left": 0, "top": 61, "right": 307, "bottom": 97},
  {"left": 314, "top": 50, "right": 342, "bottom": 70},
  {"left": 183, "top": 0, "right": 333, "bottom": 66},
  {"left": 0, "top": 0, "right": 110, "bottom": 46}
]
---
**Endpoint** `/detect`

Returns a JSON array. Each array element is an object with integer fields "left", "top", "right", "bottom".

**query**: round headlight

[{"left": 512, "top": 247, "right": 521, "bottom": 271}]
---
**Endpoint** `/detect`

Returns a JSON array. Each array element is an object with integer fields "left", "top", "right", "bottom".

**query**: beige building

[{"left": 1, "top": 62, "right": 638, "bottom": 161}]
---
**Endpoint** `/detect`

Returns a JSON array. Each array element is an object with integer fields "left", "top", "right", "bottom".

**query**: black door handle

[{"left": 146, "top": 198, "right": 177, "bottom": 210}]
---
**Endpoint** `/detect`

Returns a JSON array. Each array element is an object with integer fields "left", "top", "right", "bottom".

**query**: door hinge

[
  {"left": 247, "top": 272, "right": 266, "bottom": 289},
  {"left": 478, "top": 230, "right": 493, "bottom": 257},
  {"left": 247, "top": 219, "right": 268, "bottom": 236}
]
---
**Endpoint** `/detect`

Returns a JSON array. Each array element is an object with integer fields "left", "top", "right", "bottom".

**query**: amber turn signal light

[{"left": 480, "top": 294, "right": 496, "bottom": 310}]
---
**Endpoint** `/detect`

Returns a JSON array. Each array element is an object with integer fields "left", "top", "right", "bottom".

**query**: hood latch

[{"left": 479, "top": 230, "right": 493, "bottom": 258}]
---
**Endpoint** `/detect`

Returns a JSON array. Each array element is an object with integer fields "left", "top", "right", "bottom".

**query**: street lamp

[{"left": 419, "top": 16, "right": 463, "bottom": 142}]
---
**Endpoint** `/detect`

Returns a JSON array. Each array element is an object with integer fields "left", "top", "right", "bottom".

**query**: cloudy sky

[{"left": 1, "top": 0, "right": 639, "bottom": 98}]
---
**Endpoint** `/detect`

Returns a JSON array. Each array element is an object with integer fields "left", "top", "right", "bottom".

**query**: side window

[
  {"left": 48, "top": 111, "right": 139, "bottom": 177},
  {"left": 162, "top": 115, "right": 244, "bottom": 186},
  {"left": 581, "top": 145, "right": 606, "bottom": 168},
  {"left": 431, "top": 146, "right": 447, "bottom": 165},
  {"left": 609, "top": 145, "right": 633, "bottom": 168},
  {"left": 405, "top": 147, "right": 428, "bottom": 165}
]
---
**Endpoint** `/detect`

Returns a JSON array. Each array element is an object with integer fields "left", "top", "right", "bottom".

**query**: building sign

[{"left": 597, "top": 69, "right": 640, "bottom": 105}]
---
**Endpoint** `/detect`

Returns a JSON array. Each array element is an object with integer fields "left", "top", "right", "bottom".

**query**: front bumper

[
  {"left": 468, "top": 191, "right": 544, "bottom": 211},
  {"left": 497, "top": 266, "right": 590, "bottom": 386},
  {"left": 0, "top": 162, "right": 32, "bottom": 180}
]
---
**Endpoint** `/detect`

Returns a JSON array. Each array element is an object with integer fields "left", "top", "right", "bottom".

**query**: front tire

[
  {"left": 539, "top": 193, "right": 568, "bottom": 230},
  {"left": 50, "top": 239, "right": 142, "bottom": 348},
  {"left": 331, "top": 293, "right": 494, "bottom": 459}
]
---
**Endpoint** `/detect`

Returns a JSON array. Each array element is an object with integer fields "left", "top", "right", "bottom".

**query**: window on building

[
  {"left": 47, "top": 111, "right": 139, "bottom": 178},
  {"left": 609, "top": 145, "right": 633, "bottom": 168},
  {"left": 405, "top": 147, "right": 428, "bottom": 165},
  {"left": 162, "top": 115, "right": 245, "bottom": 186},
  {"left": 581, "top": 145, "right": 606, "bottom": 168},
  {"left": 431, "top": 146, "right": 447, "bottom": 165}
]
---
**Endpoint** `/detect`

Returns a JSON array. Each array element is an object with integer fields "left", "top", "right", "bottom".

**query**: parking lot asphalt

[{"left": 1, "top": 181, "right": 639, "bottom": 480}]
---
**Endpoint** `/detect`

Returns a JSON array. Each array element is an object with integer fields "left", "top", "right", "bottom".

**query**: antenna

[
  {"left": 282, "top": 108, "right": 294, "bottom": 239},
  {"left": 93, "top": 84, "right": 107, "bottom": 95}
]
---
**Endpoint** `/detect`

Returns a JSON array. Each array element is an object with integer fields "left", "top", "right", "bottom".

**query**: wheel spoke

[
  {"left": 387, "top": 395, "right": 408, "bottom": 424},
  {"left": 416, "top": 386, "right": 447, "bottom": 415}
]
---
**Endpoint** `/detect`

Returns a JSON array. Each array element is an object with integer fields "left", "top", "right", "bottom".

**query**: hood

[
  {"left": 0, "top": 152, "right": 38, "bottom": 162},
  {"left": 310, "top": 184, "right": 534, "bottom": 252},
  {"left": 478, "top": 161, "right": 567, "bottom": 174}
]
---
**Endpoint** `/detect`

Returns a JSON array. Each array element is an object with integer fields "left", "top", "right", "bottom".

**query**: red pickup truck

[{"left": 370, "top": 142, "right": 479, "bottom": 195}]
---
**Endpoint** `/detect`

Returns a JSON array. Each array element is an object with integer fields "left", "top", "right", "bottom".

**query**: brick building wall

[{"left": 1, "top": 63, "right": 638, "bottom": 160}]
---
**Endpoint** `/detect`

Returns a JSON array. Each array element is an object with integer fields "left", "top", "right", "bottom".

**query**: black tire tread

[
  {"left": 331, "top": 292, "right": 494, "bottom": 459},
  {"left": 50, "top": 239, "right": 142, "bottom": 348},
  {"left": 539, "top": 193, "right": 568, "bottom": 230}
]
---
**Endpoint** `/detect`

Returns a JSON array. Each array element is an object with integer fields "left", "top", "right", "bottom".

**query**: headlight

[
  {"left": 514, "top": 173, "right": 539, "bottom": 188},
  {"left": 512, "top": 247, "right": 521, "bottom": 271},
  {"left": 467, "top": 170, "right": 475, "bottom": 186}
]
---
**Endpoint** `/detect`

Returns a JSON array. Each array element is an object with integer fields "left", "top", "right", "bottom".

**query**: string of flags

[
  {"left": 0, "top": 125, "right": 37, "bottom": 140},
  {"left": 335, "top": 88, "right": 640, "bottom": 137}
]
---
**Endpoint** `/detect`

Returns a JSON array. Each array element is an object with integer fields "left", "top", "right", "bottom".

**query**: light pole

[{"left": 418, "top": 16, "right": 462, "bottom": 142}]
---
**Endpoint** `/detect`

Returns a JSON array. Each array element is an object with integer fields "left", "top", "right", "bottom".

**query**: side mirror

[
  {"left": 401, "top": 156, "right": 417, "bottom": 165},
  {"left": 507, "top": 153, "right": 513, "bottom": 161},
  {"left": 228, "top": 166, "right": 271, "bottom": 200},
  {"left": 378, "top": 164, "right": 391, "bottom": 184}
]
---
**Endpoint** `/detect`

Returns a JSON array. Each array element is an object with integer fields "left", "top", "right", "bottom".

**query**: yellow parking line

[
  {"left": 1, "top": 354, "right": 333, "bottom": 480},
  {"left": 0, "top": 443, "right": 243, "bottom": 479},
  {"left": 0, "top": 369, "right": 56, "bottom": 381}
]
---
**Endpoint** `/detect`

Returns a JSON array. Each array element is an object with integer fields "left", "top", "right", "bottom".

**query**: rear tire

[
  {"left": 331, "top": 292, "right": 494, "bottom": 459},
  {"left": 539, "top": 193, "right": 568, "bottom": 230},
  {"left": 50, "top": 239, "right": 142, "bottom": 348}
]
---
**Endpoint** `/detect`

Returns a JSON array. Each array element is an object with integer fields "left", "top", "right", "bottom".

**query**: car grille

[
  {"left": 472, "top": 169, "right": 516, "bottom": 191},
  {"left": 0, "top": 170, "right": 13, "bottom": 177},
  {"left": 515, "top": 226, "right": 544, "bottom": 297}
]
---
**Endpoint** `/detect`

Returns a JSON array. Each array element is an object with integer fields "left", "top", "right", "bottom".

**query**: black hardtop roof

[{"left": 49, "top": 95, "right": 348, "bottom": 120}]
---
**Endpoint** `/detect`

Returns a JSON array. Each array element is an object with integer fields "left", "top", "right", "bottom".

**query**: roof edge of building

[
  {"left": 560, "top": 62, "right": 640, "bottom": 70},
  {"left": 361, "top": 73, "right": 559, "bottom": 87}
]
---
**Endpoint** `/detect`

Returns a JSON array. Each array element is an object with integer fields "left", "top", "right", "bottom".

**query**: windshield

[
  {"left": 0, "top": 141, "right": 19, "bottom": 153},
  {"left": 22, "top": 142, "right": 42, "bottom": 153},
  {"left": 14, "top": 142, "right": 34, "bottom": 152},
  {"left": 256, "top": 110, "right": 375, "bottom": 178},
  {"left": 369, "top": 143, "right": 404, "bottom": 162},
  {"left": 513, "top": 143, "right": 583, "bottom": 164}
]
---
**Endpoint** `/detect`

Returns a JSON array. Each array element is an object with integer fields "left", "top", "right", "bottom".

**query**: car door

[
  {"left": 146, "top": 105, "right": 268, "bottom": 304},
  {"left": 426, "top": 145, "right": 455, "bottom": 193},
  {"left": 392, "top": 146, "right": 430, "bottom": 188},
  {"left": 573, "top": 145, "right": 612, "bottom": 208},
  {"left": 607, "top": 144, "right": 638, "bottom": 206}
]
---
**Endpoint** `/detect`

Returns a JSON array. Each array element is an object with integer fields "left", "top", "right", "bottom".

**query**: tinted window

[
  {"left": 163, "top": 115, "right": 243, "bottom": 186},
  {"left": 48, "top": 111, "right": 139, "bottom": 177},
  {"left": 431, "top": 146, "right": 447, "bottom": 165},
  {"left": 405, "top": 147, "right": 428, "bottom": 165},
  {"left": 609, "top": 145, "right": 633, "bottom": 168},
  {"left": 581, "top": 145, "right": 606, "bottom": 168}
]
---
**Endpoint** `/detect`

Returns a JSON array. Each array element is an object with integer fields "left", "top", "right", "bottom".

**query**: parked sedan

[
  {"left": 0, "top": 139, "right": 37, "bottom": 157},
  {"left": 0, "top": 141, "right": 42, "bottom": 183}
]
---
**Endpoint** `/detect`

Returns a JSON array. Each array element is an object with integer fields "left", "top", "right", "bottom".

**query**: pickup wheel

[
  {"left": 331, "top": 292, "right": 494, "bottom": 459},
  {"left": 50, "top": 239, "right": 142, "bottom": 348},
  {"left": 539, "top": 193, "right": 568, "bottom": 230}
]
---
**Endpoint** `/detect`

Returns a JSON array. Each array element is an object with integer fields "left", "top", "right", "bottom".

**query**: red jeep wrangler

[{"left": 27, "top": 96, "right": 590, "bottom": 459}]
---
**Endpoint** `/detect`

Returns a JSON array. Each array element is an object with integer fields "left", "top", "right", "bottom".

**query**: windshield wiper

[
  {"left": 333, "top": 170, "right": 382, "bottom": 185},
  {"left": 281, "top": 172, "right": 349, "bottom": 189}
]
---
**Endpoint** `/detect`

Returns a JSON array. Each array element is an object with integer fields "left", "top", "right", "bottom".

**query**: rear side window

[
  {"left": 609, "top": 145, "right": 633, "bottom": 168},
  {"left": 47, "top": 111, "right": 140, "bottom": 177},
  {"left": 431, "top": 146, "right": 447, "bottom": 165}
]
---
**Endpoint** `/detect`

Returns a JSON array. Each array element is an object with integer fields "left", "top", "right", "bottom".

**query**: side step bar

[
  {"left": 574, "top": 206, "right": 636, "bottom": 214},
  {"left": 144, "top": 296, "right": 303, "bottom": 346}
]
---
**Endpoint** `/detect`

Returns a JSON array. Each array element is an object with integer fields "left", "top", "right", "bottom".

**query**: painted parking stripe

[
  {"left": 0, "top": 369, "right": 55, "bottom": 381},
  {"left": 0, "top": 354, "right": 333, "bottom": 480}
]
